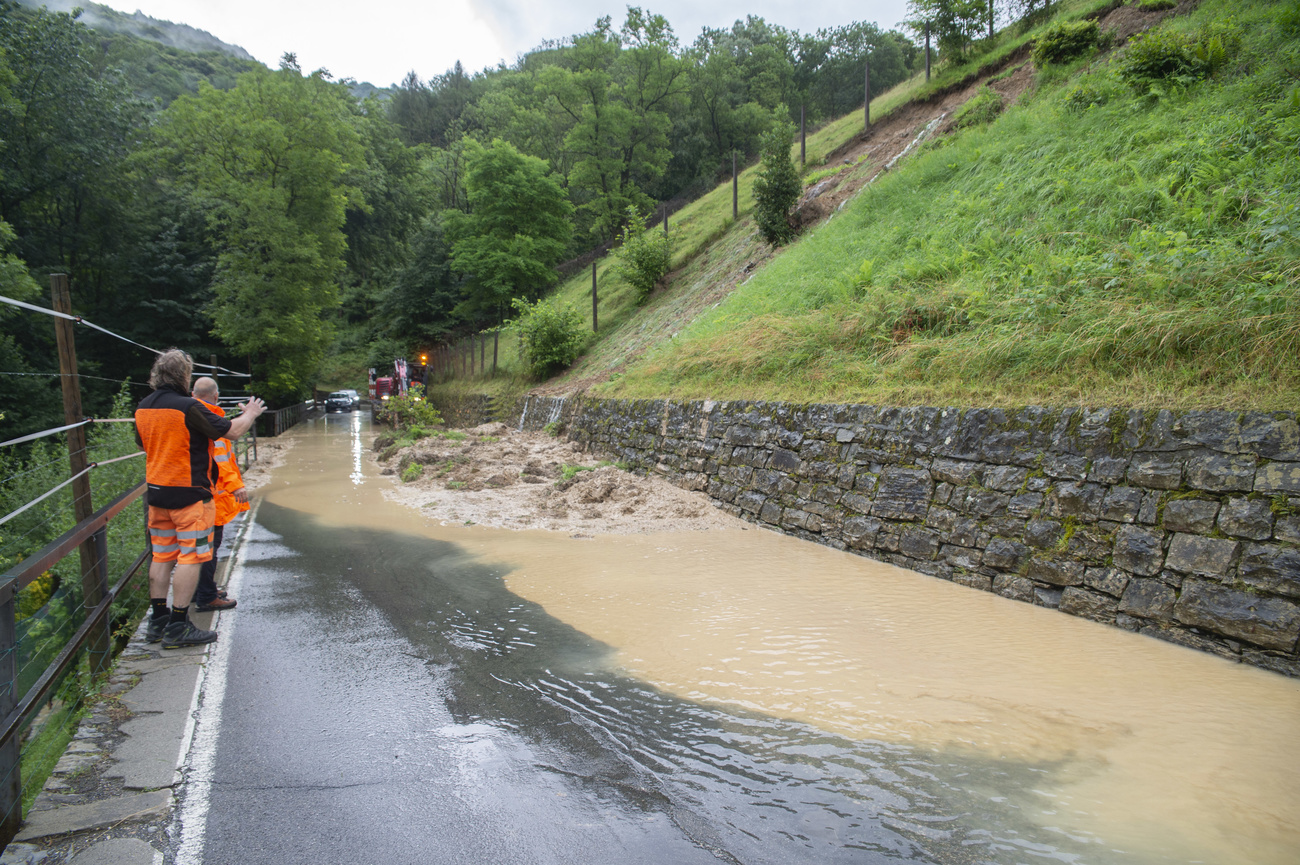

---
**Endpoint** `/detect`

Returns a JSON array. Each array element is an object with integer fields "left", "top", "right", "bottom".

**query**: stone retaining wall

[{"left": 513, "top": 395, "right": 1300, "bottom": 677}]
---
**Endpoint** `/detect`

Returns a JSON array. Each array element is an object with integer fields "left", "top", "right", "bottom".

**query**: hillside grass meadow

[
  {"left": 426, "top": 0, "right": 1098, "bottom": 402},
  {"left": 597, "top": 0, "right": 1300, "bottom": 410}
]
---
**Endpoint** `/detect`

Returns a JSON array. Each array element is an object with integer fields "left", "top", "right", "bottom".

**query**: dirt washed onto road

[{"left": 373, "top": 422, "right": 747, "bottom": 535}]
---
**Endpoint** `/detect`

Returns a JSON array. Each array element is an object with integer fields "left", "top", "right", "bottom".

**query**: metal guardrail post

[{"left": 90, "top": 528, "right": 111, "bottom": 676}]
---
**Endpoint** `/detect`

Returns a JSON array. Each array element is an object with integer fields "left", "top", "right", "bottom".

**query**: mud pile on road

[
  {"left": 373, "top": 422, "right": 745, "bottom": 535},
  {"left": 240, "top": 438, "right": 291, "bottom": 493}
]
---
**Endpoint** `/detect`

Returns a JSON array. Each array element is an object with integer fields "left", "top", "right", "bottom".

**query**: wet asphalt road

[
  {"left": 195, "top": 503, "right": 731, "bottom": 865},
  {"left": 180, "top": 416, "right": 1082, "bottom": 865}
]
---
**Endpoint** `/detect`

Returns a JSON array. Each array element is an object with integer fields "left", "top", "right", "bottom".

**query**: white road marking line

[{"left": 174, "top": 498, "right": 261, "bottom": 865}]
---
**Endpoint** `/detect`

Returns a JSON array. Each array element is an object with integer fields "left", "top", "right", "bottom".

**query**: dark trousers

[{"left": 195, "top": 522, "right": 225, "bottom": 604}]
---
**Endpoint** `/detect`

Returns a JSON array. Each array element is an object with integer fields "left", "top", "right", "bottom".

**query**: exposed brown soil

[{"left": 375, "top": 422, "right": 746, "bottom": 535}]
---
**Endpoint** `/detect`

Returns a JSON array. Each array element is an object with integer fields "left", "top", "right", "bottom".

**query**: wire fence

[{"left": 0, "top": 278, "right": 286, "bottom": 843}]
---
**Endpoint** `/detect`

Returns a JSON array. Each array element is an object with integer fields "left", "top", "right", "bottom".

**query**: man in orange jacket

[
  {"left": 136, "top": 350, "right": 263, "bottom": 648},
  {"left": 192, "top": 376, "right": 250, "bottom": 612}
]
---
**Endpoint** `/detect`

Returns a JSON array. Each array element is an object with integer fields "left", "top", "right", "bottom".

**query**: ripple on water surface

[{"left": 266, "top": 415, "right": 1300, "bottom": 865}]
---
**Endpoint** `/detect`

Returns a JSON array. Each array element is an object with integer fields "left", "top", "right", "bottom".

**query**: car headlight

[{"left": 381, "top": 395, "right": 389, "bottom": 401}]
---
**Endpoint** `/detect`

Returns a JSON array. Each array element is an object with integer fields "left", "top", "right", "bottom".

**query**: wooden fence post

[
  {"left": 732, "top": 152, "right": 738, "bottom": 220},
  {"left": 592, "top": 262, "right": 598, "bottom": 332},
  {"left": 51, "top": 274, "right": 109, "bottom": 676},
  {"left": 926, "top": 22, "right": 931, "bottom": 82},
  {"left": 865, "top": 60, "right": 871, "bottom": 129},
  {"left": 800, "top": 104, "right": 806, "bottom": 165}
]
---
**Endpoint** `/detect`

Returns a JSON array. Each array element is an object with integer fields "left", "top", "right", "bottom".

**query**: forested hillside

[
  {"left": 2, "top": 0, "right": 1295, "bottom": 451},
  {"left": 0, "top": 0, "right": 928, "bottom": 441}
]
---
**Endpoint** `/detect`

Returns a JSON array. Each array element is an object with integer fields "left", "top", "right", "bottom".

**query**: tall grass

[{"left": 602, "top": 0, "right": 1300, "bottom": 410}]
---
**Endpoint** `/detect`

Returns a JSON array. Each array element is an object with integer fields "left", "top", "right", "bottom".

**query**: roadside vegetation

[{"left": 590, "top": 0, "right": 1300, "bottom": 410}]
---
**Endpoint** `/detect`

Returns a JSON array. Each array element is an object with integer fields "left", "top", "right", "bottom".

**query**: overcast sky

[{"left": 89, "top": 0, "right": 914, "bottom": 87}]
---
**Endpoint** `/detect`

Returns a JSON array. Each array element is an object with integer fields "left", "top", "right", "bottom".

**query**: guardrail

[
  {"left": 265, "top": 401, "right": 312, "bottom": 437},
  {"left": 0, "top": 483, "right": 148, "bottom": 844}
]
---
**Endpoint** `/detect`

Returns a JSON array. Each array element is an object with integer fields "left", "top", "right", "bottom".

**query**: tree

[
  {"left": 538, "top": 9, "right": 687, "bottom": 240},
  {"left": 0, "top": 2, "right": 157, "bottom": 429},
  {"left": 905, "top": 0, "right": 992, "bottom": 62},
  {"left": 150, "top": 57, "right": 365, "bottom": 401},
  {"left": 444, "top": 138, "right": 573, "bottom": 319},
  {"left": 752, "top": 122, "right": 801, "bottom": 246},
  {"left": 612, "top": 206, "right": 672, "bottom": 304}
]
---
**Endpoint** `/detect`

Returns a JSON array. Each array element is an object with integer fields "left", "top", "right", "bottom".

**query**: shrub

[
  {"left": 1062, "top": 78, "right": 1117, "bottom": 113},
  {"left": 612, "top": 207, "right": 673, "bottom": 304},
  {"left": 1032, "top": 20, "right": 1101, "bottom": 67},
  {"left": 753, "top": 121, "right": 801, "bottom": 246},
  {"left": 1281, "top": 2, "right": 1300, "bottom": 36},
  {"left": 377, "top": 384, "right": 443, "bottom": 430},
  {"left": 511, "top": 296, "right": 586, "bottom": 379},
  {"left": 401, "top": 463, "right": 423, "bottom": 483},
  {"left": 1138, "top": 0, "right": 1177, "bottom": 11},
  {"left": 1116, "top": 18, "right": 1239, "bottom": 92},
  {"left": 953, "top": 86, "right": 1005, "bottom": 128}
]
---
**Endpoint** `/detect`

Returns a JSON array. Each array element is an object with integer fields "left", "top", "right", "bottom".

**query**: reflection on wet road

[{"left": 188, "top": 413, "right": 1300, "bottom": 865}]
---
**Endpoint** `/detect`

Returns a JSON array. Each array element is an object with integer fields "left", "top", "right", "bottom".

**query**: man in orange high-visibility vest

[
  {"left": 136, "top": 350, "right": 263, "bottom": 648},
  {"left": 192, "top": 377, "right": 250, "bottom": 612}
]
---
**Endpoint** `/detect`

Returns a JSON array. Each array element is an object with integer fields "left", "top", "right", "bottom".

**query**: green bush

[
  {"left": 953, "top": 86, "right": 1005, "bottom": 128},
  {"left": 1032, "top": 20, "right": 1101, "bottom": 67},
  {"left": 377, "top": 385, "right": 444, "bottom": 430},
  {"left": 1117, "top": 19, "right": 1240, "bottom": 92},
  {"left": 753, "top": 121, "right": 801, "bottom": 246},
  {"left": 511, "top": 296, "right": 586, "bottom": 378},
  {"left": 1138, "top": 0, "right": 1177, "bottom": 11},
  {"left": 401, "top": 463, "right": 423, "bottom": 483},
  {"left": 1280, "top": 2, "right": 1300, "bottom": 36},
  {"left": 612, "top": 207, "right": 673, "bottom": 305},
  {"left": 1062, "top": 79, "right": 1112, "bottom": 113}
]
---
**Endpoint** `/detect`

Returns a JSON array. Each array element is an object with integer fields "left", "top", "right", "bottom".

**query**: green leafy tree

[
  {"left": 151, "top": 57, "right": 365, "bottom": 401},
  {"left": 510, "top": 295, "right": 586, "bottom": 378},
  {"left": 612, "top": 206, "right": 672, "bottom": 304},
  {"left": 905, "top": 0, "right": 991, "bottom": 62},
  {"left": 538, "top": 9, "right": 687, "bottom": 240},
  {"left": 753, "top": 122, "right": 801, "bottom": 246},
  {"left": 0, "top": 2, "right": 152, "bottom": 434},
  {"left": 444, "top": 138, "right": 573, "bottom": 318}
]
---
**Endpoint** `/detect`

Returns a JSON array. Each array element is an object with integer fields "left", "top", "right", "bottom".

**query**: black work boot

[
  {"left": 145, "top": 614, "right": 168, "bottom": 644},
  {"left": 162, "top": 617, "right": 218, "bottom": 649}
]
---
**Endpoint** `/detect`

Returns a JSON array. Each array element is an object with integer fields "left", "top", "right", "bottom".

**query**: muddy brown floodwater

[{"left": 269, "top": 414, "right": 1300, "bottom": 864}]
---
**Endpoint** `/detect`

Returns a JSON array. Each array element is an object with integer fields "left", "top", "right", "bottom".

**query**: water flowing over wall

[{"left": 497, "top": 395, "right": 1300, "bottom": 677}]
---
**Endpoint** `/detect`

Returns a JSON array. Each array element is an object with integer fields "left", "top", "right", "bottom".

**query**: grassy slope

[
  {"left": 422, "top": 11, "right": 1040, "bottom": 405},
  {"left": 591, "top": 0, "right": 1300, "bottom": 410}
]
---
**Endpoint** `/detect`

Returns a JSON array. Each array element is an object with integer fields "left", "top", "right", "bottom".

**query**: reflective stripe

[
  {"left": 151, "top": 529, "right": 178, "bottom": 538},
  {"left": 176, "top": 529, "right": 210, "bottom": 540},
  {"left": 152, "top": 543, "right": 179, "bottom": 553},
  {"left": 192, "top": 543, "right": 211, "bottom": 557},
  {"left": 214, "top": 454, "right": 230, "bottom": 463}
]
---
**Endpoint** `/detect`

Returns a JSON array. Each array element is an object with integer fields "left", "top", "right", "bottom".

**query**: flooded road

[{"left": 194, "top": 413, "right": 1300, "bottom": 864}]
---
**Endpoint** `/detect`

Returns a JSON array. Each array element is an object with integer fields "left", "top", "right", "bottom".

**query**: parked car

[{"left": 325, "top": 391, "right": 358, "bottom": 413}]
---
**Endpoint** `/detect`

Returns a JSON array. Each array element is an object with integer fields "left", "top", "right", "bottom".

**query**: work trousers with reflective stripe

[{"left": 196, "top": 523, "right": 225, "bottom": 604}]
